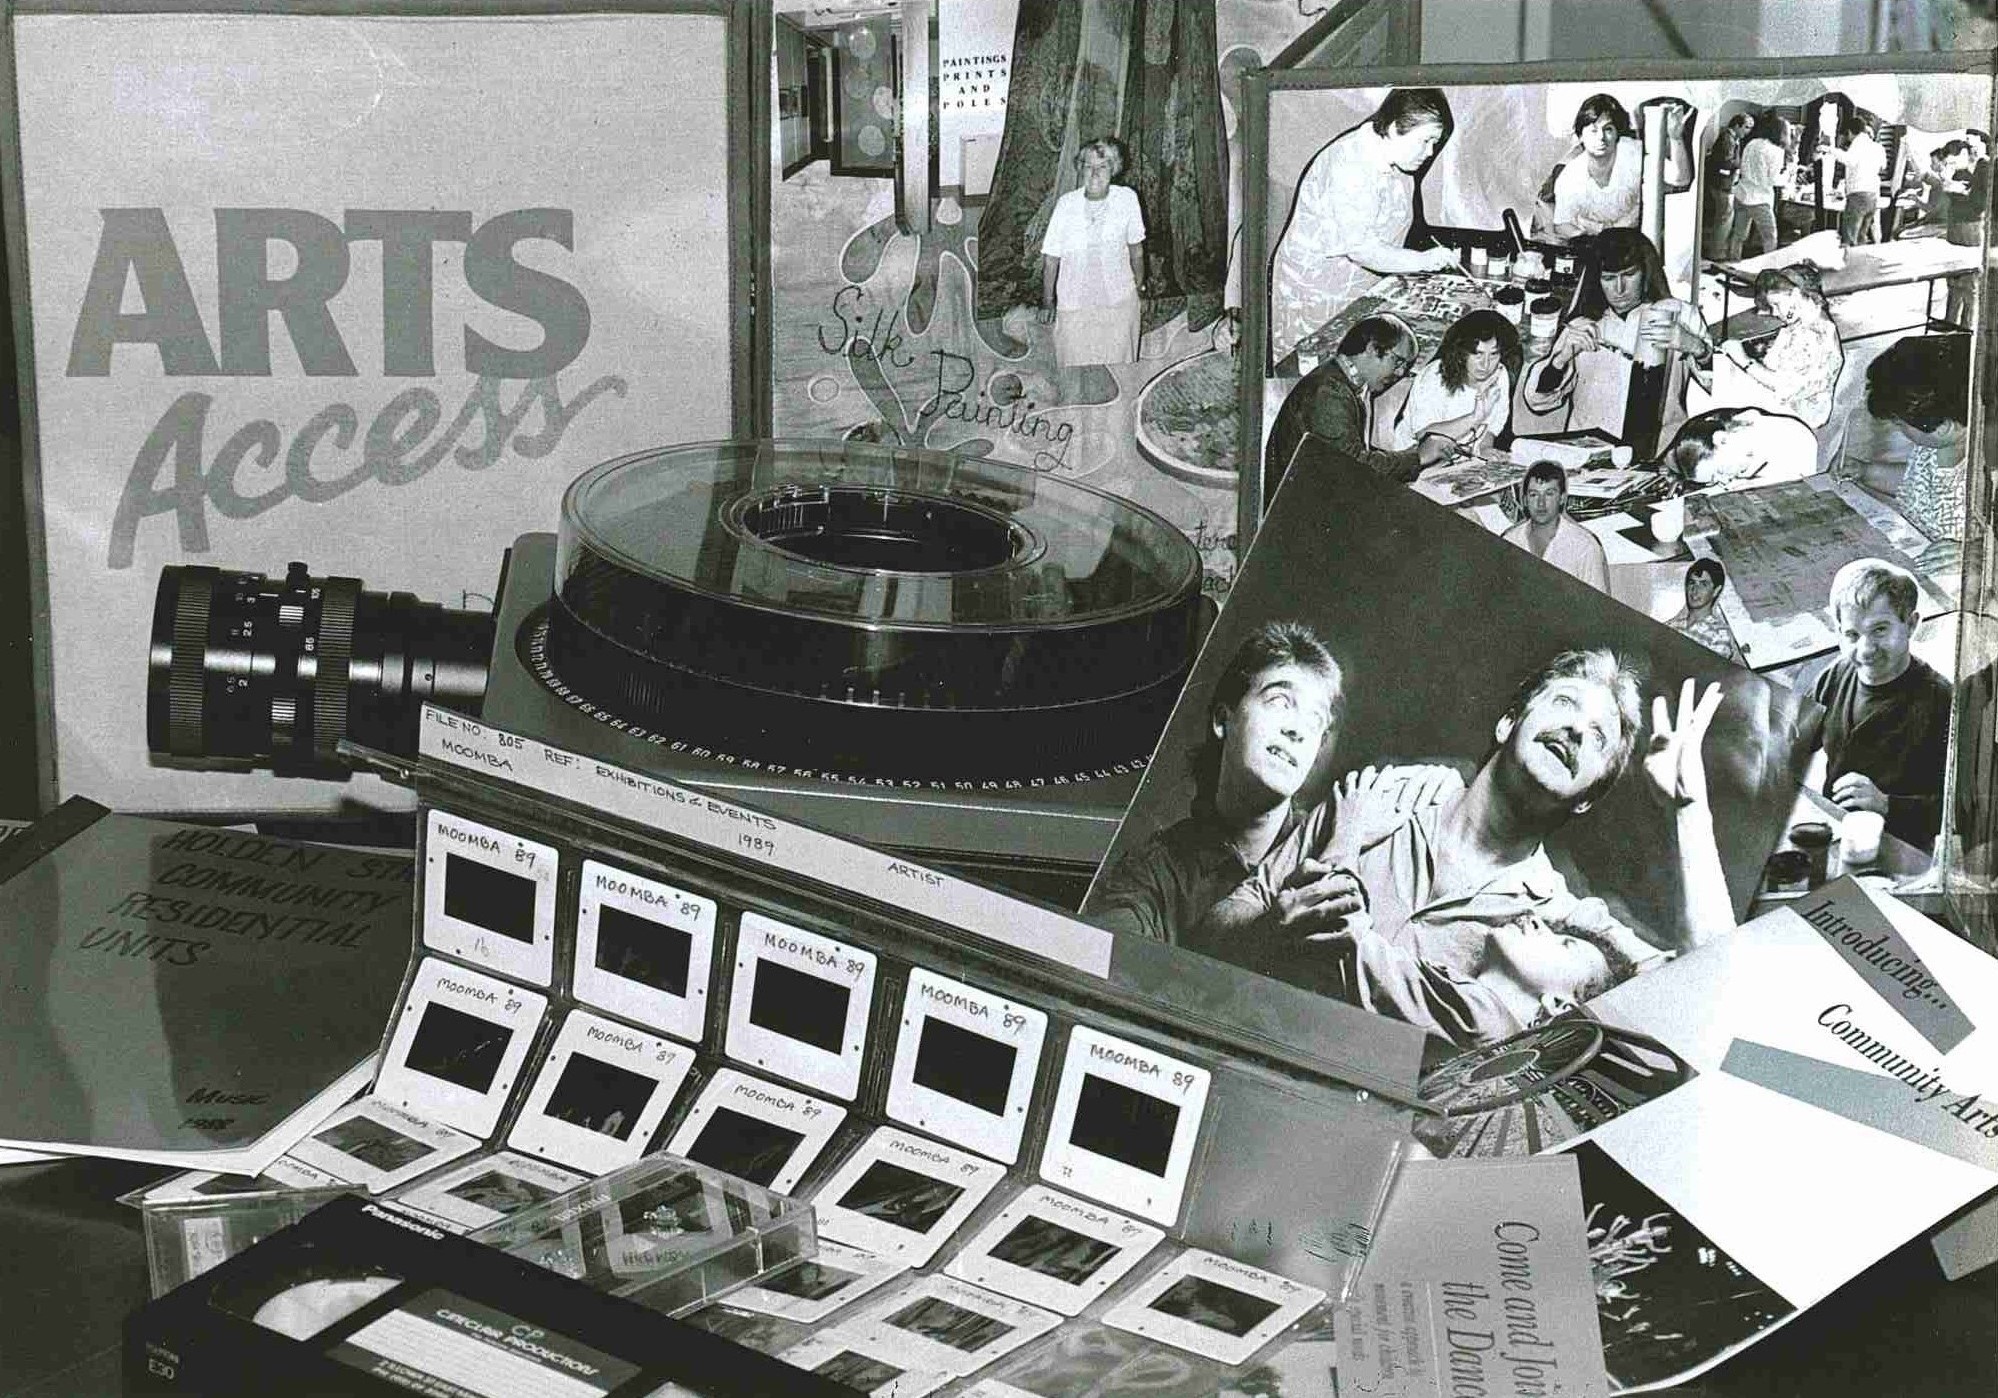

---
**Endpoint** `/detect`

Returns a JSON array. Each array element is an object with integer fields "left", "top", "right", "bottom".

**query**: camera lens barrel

[{"left": 148, "top": 563, "right": 493, "bottom": 773}]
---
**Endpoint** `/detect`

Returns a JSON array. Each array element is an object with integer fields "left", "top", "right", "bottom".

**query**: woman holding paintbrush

[{"left": 1389, "top": 309, "right": 1520, "bottom": 458}]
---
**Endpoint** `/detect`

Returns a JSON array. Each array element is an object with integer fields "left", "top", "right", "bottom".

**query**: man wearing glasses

[{"left": 1263, "top": 314, "right": 1452, "bottom": 505}]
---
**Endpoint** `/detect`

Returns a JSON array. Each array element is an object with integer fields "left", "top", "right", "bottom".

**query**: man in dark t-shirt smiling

[{"left": 1804, "top": 559, "right": 1953, "bottom": 854}]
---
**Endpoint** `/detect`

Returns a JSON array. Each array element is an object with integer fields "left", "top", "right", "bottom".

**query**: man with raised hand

[{"left": 1198, "top": 651, "right": 1731, "bottom": 1006}]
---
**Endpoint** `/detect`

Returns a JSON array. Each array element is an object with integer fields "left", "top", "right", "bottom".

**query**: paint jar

[
  {"left": 1528, "top": 296, "right": 1561, "bottom": 341},
  {"left": 1789, "top": 822, "right": 1834, "bottom": 887},
  {"left": 1634, "top": 302, "right": 1673, "bottom": 369},
  {"left": 1765, "top": 849, "right": 1810, "bottom": 893},
  {"left": 1493, "top": 285, "right": 1526, "bottom": 325},
  {"left": 1516, "top": 250, "right": 1547, "bottom": 279},
  {"left": 1468, "top": 245, "right": 1489, "bottom": 275},
  {"left": 1489, "top": 253, "right": 1512, "bottom": 281}
]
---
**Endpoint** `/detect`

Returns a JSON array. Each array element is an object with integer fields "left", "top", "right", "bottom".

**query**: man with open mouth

[{"left": 1194, "top": 649, "right": 1735, "bottom": 1043}]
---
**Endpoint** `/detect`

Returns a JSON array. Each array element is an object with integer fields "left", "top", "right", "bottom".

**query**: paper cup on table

[
  {"left": 1842, "top": 810, "right": 1885, "bottom": 866},
  {"left": 1651, "top": 496, "right": 1685, "bottom": 544}
]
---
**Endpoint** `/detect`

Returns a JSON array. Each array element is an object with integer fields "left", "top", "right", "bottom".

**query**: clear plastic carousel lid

[{"left": 554, "top": 439, "right": 1202, "bottom": 634}]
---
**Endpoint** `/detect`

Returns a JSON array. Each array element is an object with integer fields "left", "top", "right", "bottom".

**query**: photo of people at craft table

[{"left": 1248, "top": 60, "right": 1992, "bottom": 895}]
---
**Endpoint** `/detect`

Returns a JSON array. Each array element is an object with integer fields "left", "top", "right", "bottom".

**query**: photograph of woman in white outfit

[{"left": 1040, "top": 136, "right": 1147, "bottom": 396}]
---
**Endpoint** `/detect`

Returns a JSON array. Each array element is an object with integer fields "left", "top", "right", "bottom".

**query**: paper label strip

[
  {"left": 1792, "top": 880, "right": 1972, "bottom": 1054},
  {"left": 1720, "top": 1038, "right": 1998, "bottom": 1173},
  {"left": 420, "top": 708, "right": 1112, "bottom": 978}
]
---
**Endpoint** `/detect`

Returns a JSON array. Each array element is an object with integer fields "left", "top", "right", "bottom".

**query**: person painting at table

[
  {"left": 1262, "top": 314, "right": 1453, "bottom": 503},
  {"left": 1824, "top": 112, "right": 1888, "bottom": 246},
  {"left": 1535, "top": 93, "right": 1691, "bottom": 241},
  {"left": 1891, "top": 141, "right": 1958, "bottom": 237},
  {"left": 1712, "top": 263, "right": 1843, "bottom": 430},
  {"left": 1518, "top": 227, "right": 1713, "bottom": 459},
  {"left": 1800, "top": 559, "right": 1952, "bottom": 855},
  {"left": 1388, "top": 308, "right": 1518, "bottom": 458},
  {"left": 1662, "top": 406, "right": 1822, "bottom": 491},
  {"left": 1269, "top": 88, "right": 1461, "bottom": 365},
  {"left": 1946, "top": 128, "right": 1990, "bottom": 234},
  {"left": 1500, "top": 460, "right": 1610, "bottom": 595},
  {"left": 1914, "top": 142, "right": 1955, "bottom": 220},
  {"left": 1667, "top": 559, "right": 1746, "bottom": 665},
  {"left": 1039, "top": 137, "right": 1146, "bottom": 398},
  {"left": 1195, "top": 650, "right": 1734, "bottom": 1004},
  {"left": 1723, "top": 111, "right": 1789, "bottom": 261},
  {"left": 1851, "top": 331, "right": 1970, "bottom": 545}
]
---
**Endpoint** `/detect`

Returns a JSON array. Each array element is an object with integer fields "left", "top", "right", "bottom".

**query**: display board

[
  {"left": 1243, "top": 53, "right": 1992, "bottom": 530},
  {"left": 764, "top": 0, "right": 1420, "bottom": 608},
  {"left": 1, "top": 1, "right": 754, "bottom": 814},
  {"left": 1239, "top": 50, "right": 1996, "bottom": 887}
]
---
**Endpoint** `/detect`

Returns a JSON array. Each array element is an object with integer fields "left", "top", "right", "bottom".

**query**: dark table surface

[
  {"left": 3, "top": 1155, "right": 1993, "bottom": 1397},
  {"left": 2, "top": 1157, "right": 158, "bottom": 1397}
]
